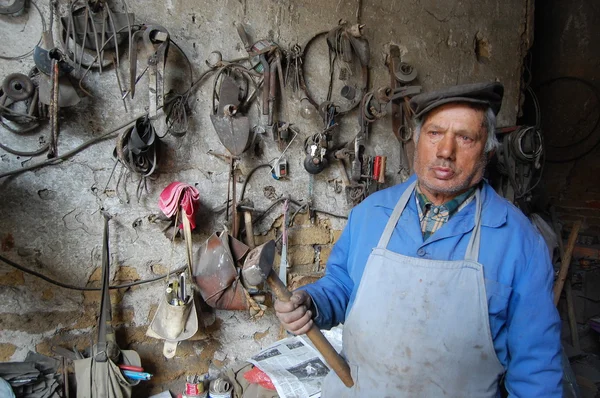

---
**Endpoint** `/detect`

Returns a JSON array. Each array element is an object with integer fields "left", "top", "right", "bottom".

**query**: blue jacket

[{"left": 302, "top": 175, "right": 563, "bottom": 397}]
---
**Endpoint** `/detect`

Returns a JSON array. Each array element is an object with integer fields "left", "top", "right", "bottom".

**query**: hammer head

[{"left": 242, "top": 240, "right": 276, "bottom": 286}]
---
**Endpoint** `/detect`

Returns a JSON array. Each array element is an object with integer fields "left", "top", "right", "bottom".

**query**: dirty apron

[{"left": 322, "top": 181, "right": 504, "bottom": 397}]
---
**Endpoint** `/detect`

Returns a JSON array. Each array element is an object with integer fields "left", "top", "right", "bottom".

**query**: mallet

[{"left": 242, "top": 240, "right": 354, "bottom": 387}]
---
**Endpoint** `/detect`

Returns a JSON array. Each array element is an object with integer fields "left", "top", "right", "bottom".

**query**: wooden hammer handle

[{"left": 267, "top": 271, "right": 354, "bottom": 388}]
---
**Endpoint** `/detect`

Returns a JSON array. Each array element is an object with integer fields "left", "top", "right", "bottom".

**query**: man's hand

[{"left": 274, "top": 290, "right": 314, "bottom": 335}]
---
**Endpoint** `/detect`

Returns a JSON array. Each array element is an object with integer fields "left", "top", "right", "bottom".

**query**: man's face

[{"left": 413, "top": 103, "right": 488, "bottom": 201}]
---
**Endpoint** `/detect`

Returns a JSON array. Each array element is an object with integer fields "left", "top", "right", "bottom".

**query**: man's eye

[
  {"left": 461, "top": 135, "right": 473, "bottom": 142},
  {"left": 429, "top": 131, "right": 439, "bottom": 136}
]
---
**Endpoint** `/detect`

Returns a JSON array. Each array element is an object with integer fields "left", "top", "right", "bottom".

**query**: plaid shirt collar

[{"left": 415, "top": 183, "right": 478, "bottom": 240}]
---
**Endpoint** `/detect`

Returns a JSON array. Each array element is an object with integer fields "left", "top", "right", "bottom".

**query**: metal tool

[
  {"left": 235, "top": 22, "right": 272, "bottom": 117},
  {"left": 60, "top": 1, "right": 134, "bottom": 70},
  {"left": 207, "top": 151, "right": 241, "bottom": 237},
  {"left": 304, "top": 103, "right": 336, "bottom": 174},
  {"left": 334, "top": 148, "right": 366, "bottom": 206},
  {"left": 279, "top": 200, "right": 289, "bottom": 286},
  {"left": 285, "top": 43, "right": 302, "bottom": 92},
  {"left": 385, "top": 45, "right": 421, "bottom": 179},
  {"left": 48, "top": 59, "right": 60, "bottom": 158},
  {"left": 209, "top": 76, "right": 251, "bottom": 156},
  {"left": 144, "top": 25, "right": 170, "bottom": 120},
  {"left": 34, "top": 33, "right": 81, "bottom": 108},
  {"left": 242, "top": 241, "right": 354, "bottom": 388}
]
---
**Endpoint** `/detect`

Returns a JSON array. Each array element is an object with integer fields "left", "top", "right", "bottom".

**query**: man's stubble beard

[{"left": 414, "top": 150, "right": 488, "bottom": 195}]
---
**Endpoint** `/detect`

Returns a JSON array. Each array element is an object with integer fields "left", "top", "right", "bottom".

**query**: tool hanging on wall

[
  {"left": 299, "top": 21, "right": 371, "bottom": 176},
  {"left": 48, "top": 59, "right": 59, "bottom": 157},
  {"left": 332, "top": 81, "right": 418, "bottom": 205},
  {"left": 496, "top": 124, "right": 544, "bottom": 206},
  {"left": 210, "top": 75, "right": 252, "bottom": 156},
  {"left": 333, "top": 148, "right": 364, "bottom": 206},
  {"left": 284, "top": 43, "right": 302, "bottom": 93},
  {"left": 495, "top": 86, "right": 544, "bottom": 209},
  {"left": 0, "top": 71, "right": 50, "bottom": 156},
  {"left": 385, "top": 44, "right": 420, "bottom": 181},
  {"left": 206, "top": 43, "right": 263, "bottom": 156},
  {"left": 208, "top": 150, "right": 241, "bottom": 237},
  {"left": 235, "top": 23, "right": 292, "bottom": 151},
  {"left": 34, "top": 14, "right": 80, "bottom": 108},
  {"left": 149, "top": 182, "right": 201, "bottom": 358},
  {"left": 142, "top": 25, "right": 169, "bottom": 121},
  {"left": 29, "top": 4, "right": 81, "bottom": 158},
  {"left": 112, "top": 115, "right": 160, "bottom": 202},
  {"left": 299, "top": 21, "right": 370, "bottom": 118},
  {"left": 303, "top": 102, "right": 336, "bottom": 174},
  {"left": 60, "top": 0, "right": 134, "bottom": 71}
]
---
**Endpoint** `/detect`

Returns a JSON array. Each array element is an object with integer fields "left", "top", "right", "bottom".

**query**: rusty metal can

[{"left": 185, "top": 374, "right": 206, "bottom": 397}]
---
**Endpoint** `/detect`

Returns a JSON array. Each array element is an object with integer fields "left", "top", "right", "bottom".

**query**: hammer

[{"left": 242, "top": 240, "right": 354, "bottom": 387}]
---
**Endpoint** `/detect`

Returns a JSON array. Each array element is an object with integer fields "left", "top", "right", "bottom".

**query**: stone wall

[{"left": 0, "top": 0, "right": 529, "bottom": 393}]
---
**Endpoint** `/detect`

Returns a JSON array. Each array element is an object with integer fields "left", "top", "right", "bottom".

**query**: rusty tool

[
  {"left": 231, "top": 157, "right": 239, "bottom": 238},
  {"left": 210, "top": 76, "right": 251, "bottom": 156},
  {"left": 385, "top": 45, "right": 420, "bottom": 179},
  {"left": 48, "top": 59, "right": 60, "bottom": 158},
  {"left": 144, "top": 25, "right": 170, "bottom": 120},
  {"left": 334, "top": 148, "right": 365, "bottom": 206},
  {"left": 208, "top": 151, "right": 240, "bottom": 237},
  {"left": 235, "top": 22, "right": 269, "bottom": 116},
  {"left": 242, "top": 241, "right": 354, "bottom": 388}
]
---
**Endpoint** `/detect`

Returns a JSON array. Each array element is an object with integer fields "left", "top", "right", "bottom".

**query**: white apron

[{"left": 322, "top": 181, "right": 504, "bottom": 397}]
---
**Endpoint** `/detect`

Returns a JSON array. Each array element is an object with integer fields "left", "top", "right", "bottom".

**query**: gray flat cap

[{"left": 409, "top": 82, "right": 504, "bottom": 119}]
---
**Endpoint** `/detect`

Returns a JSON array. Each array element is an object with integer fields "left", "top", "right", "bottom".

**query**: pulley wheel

[
  {"left": 2, "top": 73, "right": 34, "bottom": 101},
  {"left": 394, "top": 62, "right": 418, "bottom": 84}
]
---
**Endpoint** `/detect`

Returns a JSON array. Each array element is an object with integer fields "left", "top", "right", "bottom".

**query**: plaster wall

[{"left": 0, "top": 0, "right": 529, "bottom": 393}]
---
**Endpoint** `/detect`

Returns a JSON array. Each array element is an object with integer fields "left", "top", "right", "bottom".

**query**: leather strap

[{"left": 115, "top": 116, "right": 159, "bottom": 178}]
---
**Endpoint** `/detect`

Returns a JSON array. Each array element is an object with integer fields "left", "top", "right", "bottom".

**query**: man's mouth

[{"left": 431, "top": 166, "right": 455, "bottom": 180}]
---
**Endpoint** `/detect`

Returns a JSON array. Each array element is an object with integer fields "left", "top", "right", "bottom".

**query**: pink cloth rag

[{"left": 158, "top": 182, "right": 200, "bottom": 229}]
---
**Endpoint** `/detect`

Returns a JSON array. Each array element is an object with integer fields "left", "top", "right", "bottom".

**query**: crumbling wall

[{"left": 0, "top": 0, "right": 529, "bottom": 393}]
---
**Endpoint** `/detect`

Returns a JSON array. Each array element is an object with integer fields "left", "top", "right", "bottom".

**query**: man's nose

[{"left": 436, "top": 133, "right": 456, "bottom": 160}]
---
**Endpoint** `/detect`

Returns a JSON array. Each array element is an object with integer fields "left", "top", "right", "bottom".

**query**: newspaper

[{"left": 248, "top": 327, "right": 343, "bottom": 398}]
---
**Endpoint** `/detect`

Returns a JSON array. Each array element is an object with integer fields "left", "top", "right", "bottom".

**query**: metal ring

[
  {"left": 2, "top": 73, "right": 34, "bottom": 101},
  {"left": 143, "top": 25, "right": 170, "bottom": 47},
  {"left": 300, "top": 30, "right": 365, "bottom": 117},
  {"left": 398, "top": 125, "right": 413, "bottom": 142},
  {"left": 394, "top": 62, "right": 418, "bottom": 83}
]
